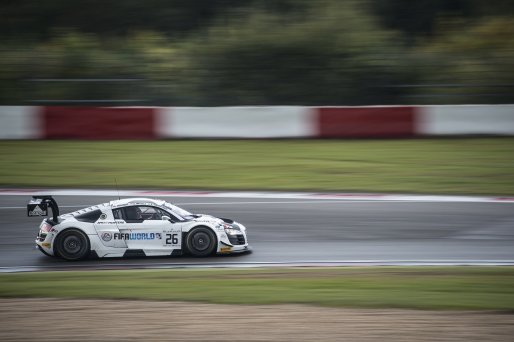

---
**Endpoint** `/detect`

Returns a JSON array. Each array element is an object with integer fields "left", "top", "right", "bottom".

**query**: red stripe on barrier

[
  {"left": 43, "top": 107, "right": 156, "bottom": 139},
  {"left": 316, "top": 107, "right": 415, "bottom": 138}
]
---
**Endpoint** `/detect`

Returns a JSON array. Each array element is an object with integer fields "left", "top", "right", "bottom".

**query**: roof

[
  {"left": 63, "top": 202, "right": 110, "bottom": 218},
  {"left": 109, "top": 197, "right": 166, "bottom": 208}
]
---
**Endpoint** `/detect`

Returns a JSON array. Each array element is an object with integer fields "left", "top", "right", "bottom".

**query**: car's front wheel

[
  {"left": 186, "top": 227, "right": 217, "bottom": 257},
  {"left": 54, "top": 229, "right": 90, "bottom": 261}
]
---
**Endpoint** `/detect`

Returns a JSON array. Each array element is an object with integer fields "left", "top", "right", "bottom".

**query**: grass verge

[
  {"left": 1, "top": 267, "right": 513, "bottom": 310},
  {"left": 1, "top": 139, "right": 514, "bottom": 195}
]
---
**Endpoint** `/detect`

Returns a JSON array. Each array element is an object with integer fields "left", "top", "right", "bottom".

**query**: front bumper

[
  {"left": 217, "top": 222, "right": 250, "bottom": 254},
  {"left": 218, "top": 243, "right": 252, "bottom": 254}
]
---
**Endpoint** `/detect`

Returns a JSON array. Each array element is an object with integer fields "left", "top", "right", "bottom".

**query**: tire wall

[{"left": 1, "top": 105, "right": 513, "bottom": 139}]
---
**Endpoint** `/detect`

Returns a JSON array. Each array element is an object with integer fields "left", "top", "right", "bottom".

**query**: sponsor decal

[
  {"left": 220, "top": 247, "right": 232, "bottom": 253},
  {"left": 29, "top": 205, "right": 47, "bottom": 216},
  {"left": 101, "top": 232, "right": 113, "bottom": 242},
  {"left": 96, "top": 221, "right": 117, "bottom": 225},
  {"left": 100, "top": 213, "right": 107, "bottom": 220},
  {"left": 114, "top": 232, "right": 162, "bottom": 240},
  {"left": 195, "top": 219, "right": 215, "bottom": 223},
  {"left": 41, "top": 242, "right": 51, "bottom": 248}
]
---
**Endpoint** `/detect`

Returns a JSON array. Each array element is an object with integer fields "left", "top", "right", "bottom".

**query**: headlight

[{"left": 224, "top": 228, "right": 241, "bottom": 236}]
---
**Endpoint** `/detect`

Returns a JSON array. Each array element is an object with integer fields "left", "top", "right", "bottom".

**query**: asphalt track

[{"left": 1, "top": 193, "right": 514, "bottom": 271}]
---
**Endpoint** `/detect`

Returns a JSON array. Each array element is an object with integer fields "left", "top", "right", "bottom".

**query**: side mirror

[{"left": 162, "top": 215, "right": 172, "bottom": 222}]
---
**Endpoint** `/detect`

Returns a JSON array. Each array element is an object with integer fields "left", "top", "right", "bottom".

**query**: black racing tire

[
  {"left": 54, "top": 228, "right": 90, "bottom": 261},
  {"left": 186, "top": 227, "right": 217, "bottom": 257}
]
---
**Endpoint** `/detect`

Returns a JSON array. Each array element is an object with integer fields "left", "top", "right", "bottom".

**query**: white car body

[{"left": 35, "top": 197, "right": 250, "bottom": 259}]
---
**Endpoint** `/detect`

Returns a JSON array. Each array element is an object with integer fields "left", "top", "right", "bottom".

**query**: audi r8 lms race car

[{"left": 29, "top": 195, "right": 250, "bottom": 261}]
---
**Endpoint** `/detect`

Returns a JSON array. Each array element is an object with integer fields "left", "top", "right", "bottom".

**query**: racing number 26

[{"left": 165, "top": 233, "right": 178, "bottom": 245}]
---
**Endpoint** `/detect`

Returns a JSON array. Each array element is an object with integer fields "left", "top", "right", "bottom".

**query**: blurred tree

[
  {"left": 369, "top": 0, "right": 514, "bottom": 38},
  {"left": 411, "top": 16, "right": 514, "bottom": 103},
  {"left": 172, "top": 1, "right": 415, "bottom": 105},
  {"left": 370, "top": 0, "right": 466, "bottom": 38},
  {"left": 0, "top": 0, "right": 253, "bottom": 40},
  {"left": 0, "top": 0, "right": 512, "bottom": 105}
]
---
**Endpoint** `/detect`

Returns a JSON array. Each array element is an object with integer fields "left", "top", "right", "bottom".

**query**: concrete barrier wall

[
  {"left": 317, "top": 106, "right": 416, "bottom": 138},
  {"left": 0, "top": 106, "right": 41, "bottom": 139},
  {"left": 418, "top": 105, "right": 514, "bottom": 135},
  {"left": 43, "top": 106, "right": 156, "bottom": 139},
  {"left": 0, "top": 105, "right": 513, "bottom": 139},
  {"left": 157, "top": 106, "right": 315, "bottom": 138}
]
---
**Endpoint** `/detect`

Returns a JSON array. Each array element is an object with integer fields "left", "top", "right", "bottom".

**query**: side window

[
  {"left": 138, "top": 206, "right": 161, "bottom": 220},
  {"left": 113, "top": 208, "right": 124, "bottom": 220},
  {"left": 122, "top": 206, "right": 145, "bottom": 222},
  {"left": 117, "top": 206, "right": 181, "bottom": 223},
  {"left": 140, "top": 207, "right": 180, "bottom": 222},
  {"left": 159, "top": 209, "right": 180, "bottom": 223}
]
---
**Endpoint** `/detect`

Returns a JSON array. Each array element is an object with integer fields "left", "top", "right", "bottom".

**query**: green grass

[
  {"left": 0, "top": 139, "right": 513, "bottom": 194},
  {"left": 1, "top": 267, "right": 514, "bottom": 310}
]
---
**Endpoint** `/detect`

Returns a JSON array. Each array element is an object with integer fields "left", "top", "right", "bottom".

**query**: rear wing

[{"left": 27, "top": 195, "right": 60, "bottom": 223}]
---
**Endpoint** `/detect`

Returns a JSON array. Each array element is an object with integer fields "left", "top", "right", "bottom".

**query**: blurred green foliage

[{"left": 0, "top": 0, "right": 513, "bottom": 105}]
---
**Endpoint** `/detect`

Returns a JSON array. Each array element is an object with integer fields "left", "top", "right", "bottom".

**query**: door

[
  {"left": 93, "top": 209, "right": 125, "bottom": 248},
  {"left": 113, "top": 205, "right": 182, "bottom": 254}
]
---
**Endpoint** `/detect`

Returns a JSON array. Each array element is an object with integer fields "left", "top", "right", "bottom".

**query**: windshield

[{"left": 164, "top": 202, "right": 193, "bottom": 218}]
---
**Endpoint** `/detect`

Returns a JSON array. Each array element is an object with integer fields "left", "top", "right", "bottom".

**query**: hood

[{"left": 190, "top": 214, "right": 224, "bottom": 224}]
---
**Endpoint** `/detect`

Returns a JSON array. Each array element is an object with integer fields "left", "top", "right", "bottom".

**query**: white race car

[{"left": 29, "top": 195, "right": 250, "bottom": 260}]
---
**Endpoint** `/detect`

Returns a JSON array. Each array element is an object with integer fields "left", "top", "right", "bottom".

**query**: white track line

[
  {"left": 1, "top": 260, "right": 514, "bottom": 273},
  {"left": 1, "top": 188, "right": 513, "bottom": 203}
]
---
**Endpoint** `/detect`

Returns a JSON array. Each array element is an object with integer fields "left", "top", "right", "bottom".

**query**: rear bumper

[{"left": 35, "top": 234, "right": 55, "bottom": 256}]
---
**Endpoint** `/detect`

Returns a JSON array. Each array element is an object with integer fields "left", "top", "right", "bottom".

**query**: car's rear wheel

[
  {"left": 55, "top": 229, "right": 90, "bottom": 261},
  {"left": 186, "top": 227, "right": 217, "bottom": 257}
]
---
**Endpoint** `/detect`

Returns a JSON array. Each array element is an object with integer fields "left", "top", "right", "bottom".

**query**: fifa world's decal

[{"left": 113, "top": 232, "right": 162, "bottom": 240}]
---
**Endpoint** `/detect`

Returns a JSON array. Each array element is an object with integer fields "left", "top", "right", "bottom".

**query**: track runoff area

[{"left": 1, "top": 189, "right": 513, "bottom": 272}]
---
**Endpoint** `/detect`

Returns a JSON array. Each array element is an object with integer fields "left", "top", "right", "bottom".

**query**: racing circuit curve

[{"left": 1, "top": 190, "right": 514, "bottom": 271}]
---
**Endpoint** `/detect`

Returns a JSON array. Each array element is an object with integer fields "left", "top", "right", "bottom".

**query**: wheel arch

[
  {"left": 53, "top": 226, "right": 91, "bottom": 257},
  {"left": 183, "top": 224, "right": 218, "bottom": 239},
  {"left": 183, "top": 225, "right": 219, "bottom": 255}
]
